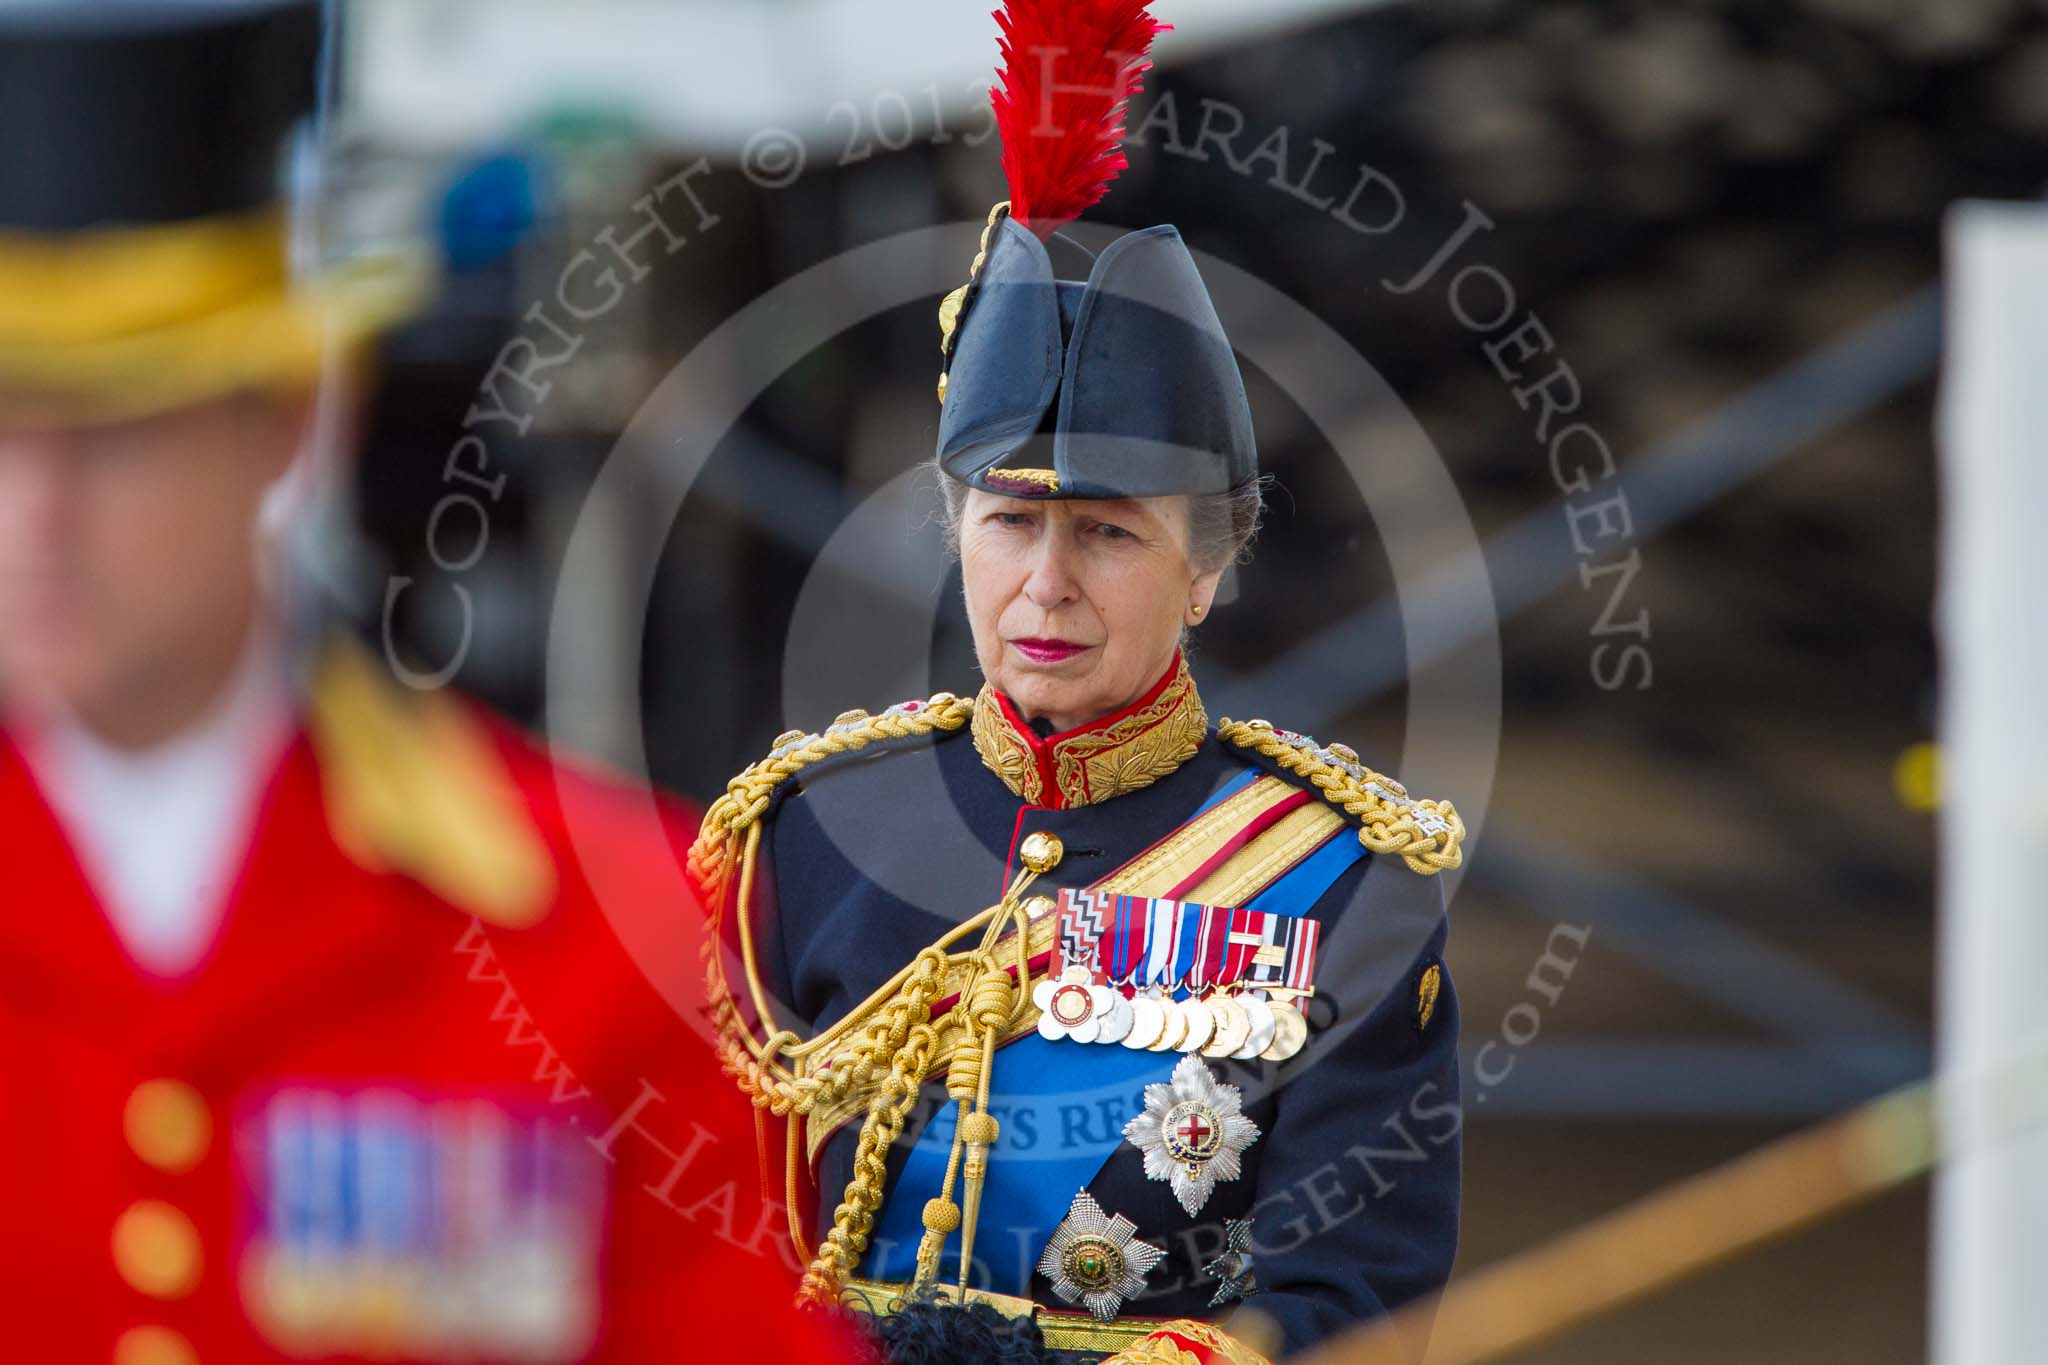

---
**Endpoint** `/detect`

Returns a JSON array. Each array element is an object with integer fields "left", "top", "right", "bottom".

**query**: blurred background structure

[{"left": 300, "top": 1, "right": 2048, "bottom": 1360}]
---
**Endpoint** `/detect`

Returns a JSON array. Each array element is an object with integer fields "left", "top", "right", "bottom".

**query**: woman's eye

[
  {"left": 994, "top": 512, "right": 1034, "bottom": 527},
  {"left": 1094, "top": 523, "right": 1135, "bottom": 540}
]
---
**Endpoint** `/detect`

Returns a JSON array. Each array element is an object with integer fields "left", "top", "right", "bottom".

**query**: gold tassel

[
  {"left": 911, "top": 1196, "right": 962, "bottom": 1294},
  {"left": 956, "top": 1105, "right": 1002, "bottom": 1292}
]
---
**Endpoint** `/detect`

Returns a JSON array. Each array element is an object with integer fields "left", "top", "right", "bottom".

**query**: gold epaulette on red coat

[
  {"left": 307, "top": 635, "right": 556, "bottom": 927},
  {"left": 1214, "top": 717, "right": 1466, "bottom": 876}
]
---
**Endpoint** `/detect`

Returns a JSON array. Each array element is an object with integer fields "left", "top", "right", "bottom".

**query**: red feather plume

[{"left": 990, "top": 0, "right": 1169, "bottom": 237}]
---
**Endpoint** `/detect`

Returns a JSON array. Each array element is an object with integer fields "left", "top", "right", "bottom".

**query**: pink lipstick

[{"left": 1010, "top": 638, "right": 1090, "bottom": 663}]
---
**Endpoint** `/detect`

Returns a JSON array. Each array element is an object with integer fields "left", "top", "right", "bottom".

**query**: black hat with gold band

[
  {"left": 934, "top": 0, "right": 1256, "bottom": 502},
  {"left": 0, "top": 0, "right": 427, "bottom": 426}
]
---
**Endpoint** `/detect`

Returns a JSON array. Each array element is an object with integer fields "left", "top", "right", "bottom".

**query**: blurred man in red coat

[{"left": 0, "top": 5, "right": 848, "bottom": 1363}]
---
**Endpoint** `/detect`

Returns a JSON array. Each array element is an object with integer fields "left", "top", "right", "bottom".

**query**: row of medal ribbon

[{"left": 1030, "top": 889, "right": 1320, "bottom": 1062}]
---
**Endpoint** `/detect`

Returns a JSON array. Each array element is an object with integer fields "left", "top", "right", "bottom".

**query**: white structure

[
  {"left": 1934, "top": 202, "right": 2048, "bottom": 1365},
  {"left": 343, "top": 0, "right": 1386, "bottom": 154}
]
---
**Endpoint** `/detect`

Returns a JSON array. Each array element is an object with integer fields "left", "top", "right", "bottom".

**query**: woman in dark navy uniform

[{"left": 691, "top": 5, "right": 1468, "bottom": 1363}]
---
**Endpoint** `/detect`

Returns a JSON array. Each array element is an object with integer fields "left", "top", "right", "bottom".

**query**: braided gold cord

[
  {"left": 688, "top": 691, "right": 976, "bottom": 1087},
  {"left": 910, "top": 940, "right": 1018, "bottom": 1297},
  {"left": 685, "top": 693, "right": 985, "bottom": 1304},
  {"left": 704, "top": 927, "right": 972, "bottom": 1126},
  {"left": 799, "top": 982, "right": 944, "bottom": 1305},
  {"left": 1215, "top": 717, "right": 1466, "bottom": 875}
]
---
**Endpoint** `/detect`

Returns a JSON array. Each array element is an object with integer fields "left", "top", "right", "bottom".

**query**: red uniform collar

[{"left": 969, "top": 652, "right": 1208, "bottom": 809}]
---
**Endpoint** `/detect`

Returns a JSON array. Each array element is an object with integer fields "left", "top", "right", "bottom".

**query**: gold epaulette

[
  {"left": 685, "top": 690, "right": 977, "bottom": 893},
  {"left": 308, "top": 634, "right": 556, "bottom": 927},
  {"left": 1215, "top": 717, "right": 1465, "bottom": 876}
]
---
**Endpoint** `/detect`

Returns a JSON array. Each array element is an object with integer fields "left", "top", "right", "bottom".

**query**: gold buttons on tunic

[
  {"left": 112, "top": 1200, "right": 202, "bottom": 1300},
  {"left": 1018, "top": 831, "right": 1064, "bottom": 873},
  {"left": 124, "top": 1080, "right": 211, "bottom": 1174},
  {"left": 113, "top": 1325, "right": 199, "bottom": 1365},
  {"left": 1021, "top": 894, "right": 1058, "bottom": 920}
]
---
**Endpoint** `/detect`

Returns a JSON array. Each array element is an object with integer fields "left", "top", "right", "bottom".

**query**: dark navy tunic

[{"left": 749, "top": 709, "right": 1460, "bottom": 1355}]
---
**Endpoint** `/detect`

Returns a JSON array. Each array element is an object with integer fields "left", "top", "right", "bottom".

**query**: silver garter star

[
  {"left": 1121, "top": 1054, "right": 1261, "bottom": 1215},
  {"left": 1037, "top": 1190, "right": 1166, "bottom": 1322}
]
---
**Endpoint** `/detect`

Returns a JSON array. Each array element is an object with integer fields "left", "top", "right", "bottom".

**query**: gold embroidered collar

[{"left": 971, "top": 653, "right": 1208, "bottom": 809}]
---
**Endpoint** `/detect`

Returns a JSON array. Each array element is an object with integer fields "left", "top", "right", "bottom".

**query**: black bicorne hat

[
  {"left": 932, "top": 0, "right": 1256, "bottom": 501},
  {"left": 937, "top": 208, "right": 1255, "bottom": 500}
]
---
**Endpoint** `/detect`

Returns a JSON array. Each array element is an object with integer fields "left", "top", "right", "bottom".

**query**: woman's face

[{"left": 959, "top": 489, "right": 1222, "bottom": 732}]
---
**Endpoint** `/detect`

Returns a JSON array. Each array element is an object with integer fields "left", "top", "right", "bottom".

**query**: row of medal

[{"left": 1030, "top": 889, "right": 1320, "bottom": 1062}]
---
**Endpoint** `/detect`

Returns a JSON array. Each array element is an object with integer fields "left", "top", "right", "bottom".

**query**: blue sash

[
  {"left": 1193, "top": 765, "right": 1261, "bottom": 814},
  {"left": 862, "top": 1036, "right": 1176, "bottom": 1292},
  {"left": 861, "top": 763, "right": 1367, "bottom": 1291}
]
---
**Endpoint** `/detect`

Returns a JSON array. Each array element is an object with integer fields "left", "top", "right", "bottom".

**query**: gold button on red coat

[
  {"left": 113, "top": 1325, "right": 199, "bottom": 1365},
  {"left": 111, "top": 1200, "right": 202, "bottom": 1300},
  {"left": 123, "top": 1080, "right": 211, "bottom": 1174}
]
